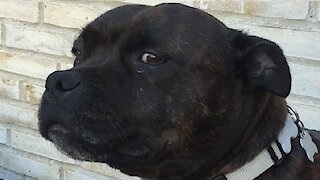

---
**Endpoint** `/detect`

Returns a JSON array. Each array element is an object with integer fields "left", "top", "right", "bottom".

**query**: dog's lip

[
  {"left": 47, "top": 123, "right": 70, "bottom": 136},
  {"left": 116, "top": 145, "right": 151, "bottom": 158},
  {"left": 45, "top": 123, "right": 154, "bottom": 162}
]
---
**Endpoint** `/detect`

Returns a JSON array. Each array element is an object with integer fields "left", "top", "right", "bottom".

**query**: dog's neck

[
  {"left": 187, "top": 94, "right": 288, "bottom": 179},
  {"left": 215, "top": 95, "right": 287, "bottom": 178},
  {"left": 229, "top": 96, "right": 286, "bottom": 161}
]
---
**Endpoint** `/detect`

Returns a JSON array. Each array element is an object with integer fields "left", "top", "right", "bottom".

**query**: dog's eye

[{"left": 140, "top": 53, "right": 165, "bottom": 65}]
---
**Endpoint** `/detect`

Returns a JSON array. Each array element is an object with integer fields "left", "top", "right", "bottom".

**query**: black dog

[{"left": 39, "top": 4, "right": 320, "bottom": 179}]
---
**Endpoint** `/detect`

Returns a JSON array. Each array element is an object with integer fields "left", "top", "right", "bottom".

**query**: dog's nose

[{"left": 45, "top": 71, "right": 80, "bottom": 93}]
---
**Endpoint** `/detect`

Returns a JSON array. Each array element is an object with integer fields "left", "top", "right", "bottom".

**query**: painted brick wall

[{"left": 0, "top": 0, "right": 319, "bottom": 179}]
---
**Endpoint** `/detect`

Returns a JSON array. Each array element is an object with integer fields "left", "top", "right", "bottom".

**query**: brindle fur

[{"left": 38, "top": 4, "right": 320, "bottom": 179}]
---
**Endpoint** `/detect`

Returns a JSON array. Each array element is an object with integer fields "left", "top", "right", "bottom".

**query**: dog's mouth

[
  {"left": 45, "top": 123, "right": 96, "bottom": 161},
  {"left": 48, "top": 124, "right": 70, "bottom": 136},
  {"left": 45, "top": 123, "right": 154, "bottom": 165},
  {"left": 116, "top": 144, "right": 151, "bottom": 158}
]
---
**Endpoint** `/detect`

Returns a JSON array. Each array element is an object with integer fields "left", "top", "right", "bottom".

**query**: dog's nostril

[{"left": 46, "top": 71, "right": 80, "bottom": 93}]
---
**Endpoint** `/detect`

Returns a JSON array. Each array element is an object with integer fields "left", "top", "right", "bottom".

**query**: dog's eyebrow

[
  {"left": 82, "top": 26, "right": 105, "bottom": 43},
  {"left": 71, "top": 37, "right": 84, "bottom": 53},
  {"left": 80, "top": 26, "right": 108, "bottom": 53},
  {"left": 125, "top": 32, "right": 148, "bottom": 50}
]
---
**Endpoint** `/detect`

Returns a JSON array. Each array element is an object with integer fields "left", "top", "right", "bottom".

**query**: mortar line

[
  {"left": 0, "top": 45, "right": 74, "bottom": 63},
  {"left": 1, "top": 22, "right": 6, "bottom": 46},
  {"left": 287, "top": 56, "right": 320, "bottom": 68},
  {"left": 38, "top": 1, "right": 45, "bottom": 24},
  {"left": 288, "top": 93, "right": 320, "bottom": 108}
]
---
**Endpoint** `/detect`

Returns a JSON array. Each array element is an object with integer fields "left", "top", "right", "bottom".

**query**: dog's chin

[
  {"left": 46, "top": 124, "right": 156, "bottom": 169},
  {"left": 47, "top": 124, "right": 98, "bottom": 161}
]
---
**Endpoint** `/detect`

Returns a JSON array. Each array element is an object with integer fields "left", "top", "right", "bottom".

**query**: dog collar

[{"left": 214, "top": 107, "right": 318, "bottom": 180}]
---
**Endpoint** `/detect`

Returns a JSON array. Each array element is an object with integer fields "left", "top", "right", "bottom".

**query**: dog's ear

[{"left": 230, "top": 30, "right": 291, "bottom": 97}]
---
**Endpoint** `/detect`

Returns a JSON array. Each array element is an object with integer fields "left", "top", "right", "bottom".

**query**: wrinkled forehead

[
  {"left": 88, "top": 4, "right": 203, "bottom": 32},
  {"left": 76, "top": 4, "right": 228, "bottom": 59},
  {"left": 78, "top": 5, "right": 148, "bottom": 45},
  {"left": 82, "top": 6, "right": 162, "bottom": 37},
  {"left": 83, "top": 4, "right": 224, "bottom": 40}
]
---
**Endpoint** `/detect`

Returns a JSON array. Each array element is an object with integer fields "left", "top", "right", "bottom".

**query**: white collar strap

[{"left": 214, "top": 114, "right": 298, "bottom": 180}]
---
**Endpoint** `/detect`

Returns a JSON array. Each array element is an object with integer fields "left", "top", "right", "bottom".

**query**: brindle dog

[{"left": 38, "top": 3, "right": 320, "bottom": 179}]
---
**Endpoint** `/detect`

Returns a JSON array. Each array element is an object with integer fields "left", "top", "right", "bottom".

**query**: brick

[
  {"left": 198, "top": 0, "right": 242, "bottom": 13},
  {"left": 10, "top": 129, "right": 76, "bottom": 164},
  {"left": 0, "top": 0, "right": 38, "bottom": 22},
  {"left": 286, "top": 101, "right": 320, "bottom": 130},
  {"left": 244, "top": 1, "right": 309, "bottom": 20},
  {"left": 0, "top": 99, "right": 38, "bottom": 128},
  {"left": 21, "top": 82, "right": 45, "bottom": 105},
  {"left": 77, "top": 162, "right": 102, "bottom": 174},
  {"left": 230, "top": 25, "right": 320, "bottom": 61},
  {"left": 44, "top": 2, "right": 114, "bottom": 29},
  {"left": 0, "top": 51, "right": 57, "bottom": 79},
  {"left": 0, "top": 147, "right": 60, "bottom": 180},
  {"left": 65, "top": 169, "right": 118, "bottom": 180},
  {"left": 0, "top": 167, "right": 36, "bottom": 180},
  {"left": 79, "top": 162, "right": 140, "bottom": 180},
  {"left": 4, "top": 23, "right": 77, "bottom": 57},
  {"left": 0, "top": 24, "right": 2, "bottom": 45},
  {"left": 289, "top": 63, "right": 320, "bottom": 99},
  {"left": 317, "top": 2, "right": 320, "bottom": 21},
  {"left": 307, "top": 1, "right": 319, "bottom": 22},
  {"left": 208, "top": 10, "right": 320, "bottom": 33},
  {"left": 0, "top": 78, "right": 19, "bottom": 100},
  {"left": 0, "top": 127, "right": 7, "bottom": 144},
  {"left": 59, "top": 62, "right": 74, "bottom": 71}
]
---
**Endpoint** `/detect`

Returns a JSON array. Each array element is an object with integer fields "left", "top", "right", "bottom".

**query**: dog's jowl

[{"left": 38, "top": 3, "right": 320, "bottom": 180}]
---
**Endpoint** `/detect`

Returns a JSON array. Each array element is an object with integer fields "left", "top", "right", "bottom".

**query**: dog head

[{"left": 39, "top": 4, "right": 291, "bottom": 178}]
